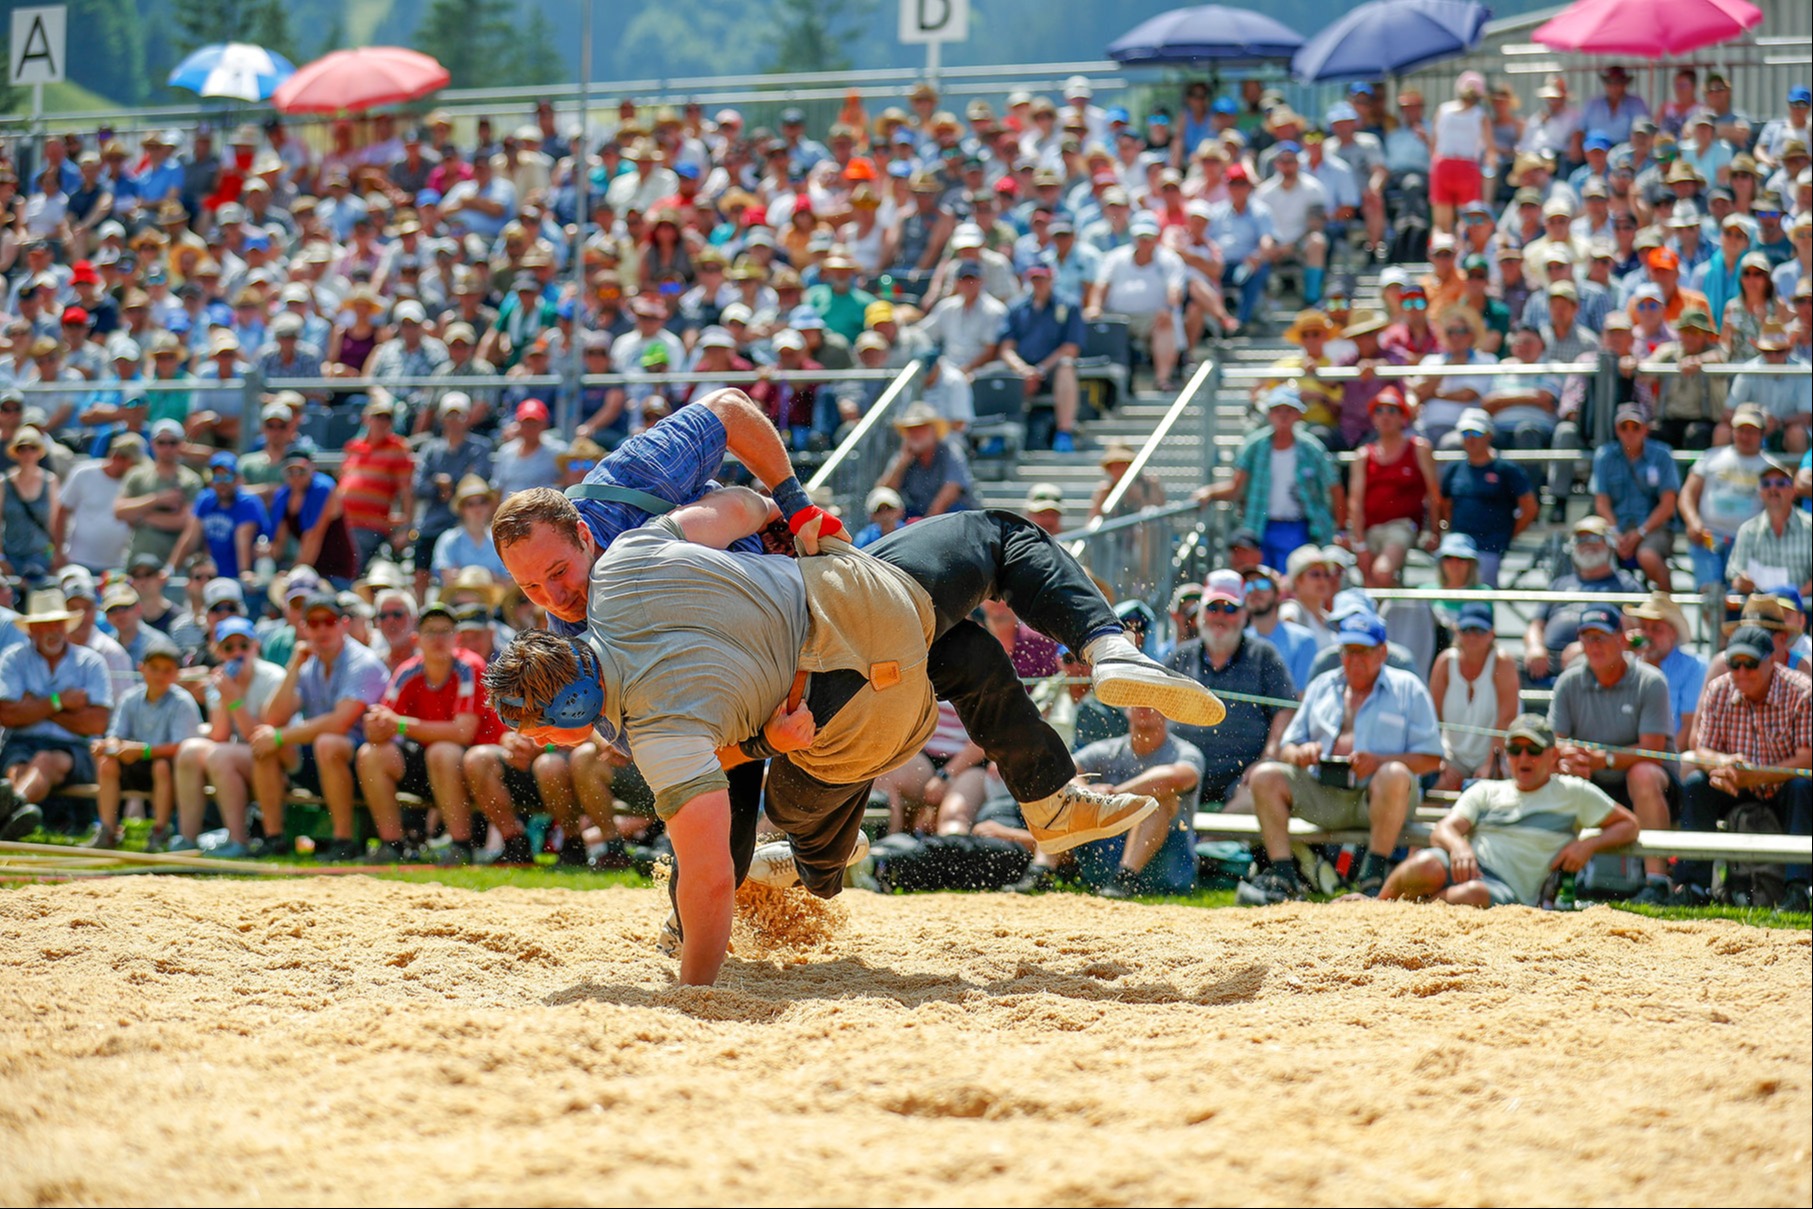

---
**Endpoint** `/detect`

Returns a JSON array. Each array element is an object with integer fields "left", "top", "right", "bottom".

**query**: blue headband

[{"left": 499, "top": 637, "right": 612, "bottom": 738}]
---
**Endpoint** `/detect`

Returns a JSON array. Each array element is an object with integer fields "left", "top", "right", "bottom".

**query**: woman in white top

[
  {"left": 1430, "top": 72, "right": 1495, "bottom": 236},
  {"left": 1429, "top": 602, "right": 1520, "bottom": 790}
]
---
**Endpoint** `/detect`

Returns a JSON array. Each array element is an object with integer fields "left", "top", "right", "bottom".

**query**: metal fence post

[
  {"left": 240, "top": 367, "right": 264, "bottom": 455},
  {"left": 1592, "top": 350, "right": 1617, "bottom": 451}
]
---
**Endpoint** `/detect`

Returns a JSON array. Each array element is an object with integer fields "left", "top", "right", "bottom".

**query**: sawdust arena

[{"left": 2, "top": 876, "right": 1808, "bottom": 1206}]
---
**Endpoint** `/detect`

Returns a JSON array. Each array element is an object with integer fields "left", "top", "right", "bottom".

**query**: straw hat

[
  {"left": 1098, "top": 440, "right": 1137, "bottom": 467},
  {"left": 892, "top": 401, "right": 951, "bottom": 437},
  {"left": 1341, "top": 308, "right": 1391, "bottom": 339},
  {"left": 445, "top": 565, "right": 506, "bottom": 607},
  {"left": 1282, "top": 309, "right": 1335, "bottom": 345},
  {"left": 1723, "top": 593, "right": 1787, "bottom": 636},
  {"left": 355, "top": 559, "right": 407, "bottom": 603},
  {"left": 1625, "top": 591, "right": 1691, "bottom": 643},
  {"left": 453, "top": 473, "right": 498, "bottom": 505},
  {"left": 13, "top": 588, "right": 80, "bottom": 632}
]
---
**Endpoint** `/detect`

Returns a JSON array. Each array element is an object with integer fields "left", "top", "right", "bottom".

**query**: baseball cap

[
  {"left": 1732, "top": 405, "right": 1767, "bottom": 429},
  {"left": 1457, "top": 602, "right": 1495, "bottom": 632},
  {"left": 419, "top": 601, "right": 459, "bottom": 628},
  {"left": 203, "top": 578, "right": 244, "bottom": 609},
  {"left": 213, "top": 615, "right": 257, "bottom": 643},
  {"left": 1573, "top": 515, "right": 1615, "bottom": 539},
  {"left": 1505, "top": 714, "right": 1556, "bottom": 749},
  {"left": 1336, "top": 611, "right": 1388, "bottom": 648},
  {"left": 58, "top": 566, "right": 98, "bottom": 602},
  {"left": 1436, "top": 532, "right": 1479, "bottom": 561},
  {"left": 1203, "top": 569, "right": 1245, "bottom": 606},
  {"left": 1128, "top": 215, "right": 1160, "bottom": 238},
  {"left": 282, "top": 566, "right": 322, "bottom": 601},
  {"left": 149, "top": 417, "right": 186, "bottom": 443},
  {"left": 1724, "top": 625, "right": 1775, "bottom": 662},
  {"left": 866, "top": 487, "right": 903, "bottom": 514},
  {"left": 207, "top": 450, "right": 238, "bottom": 474},
  {"left": 455, "top": 604, "right": 493, "bottom": 632},
  {"left": 392, "top": 299, "right": 426, "bottom": 324},
  {"left": 1456, "top": 408, "right": 1492, "bottom": 437},
  {"left": 1264, "top": 384, "right": 1306, "bottom": 413},
  {"left": 101, "top": 584, "right": 140, "bottom": 613},
  {"left": 1228, "top": 527, "right": 1262, "bottom": 551},
  {"left": 515, "top": 398, "right": 550, "bottom": 423},
  {"left": 1577, "top": 603, "right": 1623, "bottom": 635}
]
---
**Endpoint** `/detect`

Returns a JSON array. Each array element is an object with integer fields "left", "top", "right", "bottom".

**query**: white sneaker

[
  {"left": 656, "top": 911, "right": 681, "bottom": 957},
  {"left": 1091, "top": 654, "right": 1227, "bottom": 728},
  {"left": 746, "top": 829, "right": 871, "bottom": 890},
  {"left": 1023, "top": 784, "right": 1158, "bottom": 855}
]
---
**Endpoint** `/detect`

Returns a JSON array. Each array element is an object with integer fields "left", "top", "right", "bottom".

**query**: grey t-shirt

[
  {"left": 296, "top": 638, "right": 390, "bottom": 744},
  {"left": 107, "top": 683, "right": 203, "bottom": 747},
  {"left": 588, "top": 518, "right": 811, "bottom": 814},
  {"left": 1549, "top": 655, "right": 1672, "bottom": 753}
]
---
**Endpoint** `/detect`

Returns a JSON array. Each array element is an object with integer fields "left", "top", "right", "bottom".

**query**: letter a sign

[
  {"left": 899, "top": 0, "right": 969, "bottom": 44},
  {"left": 10, "top": 6, "right": 67, "bottom": 86}
]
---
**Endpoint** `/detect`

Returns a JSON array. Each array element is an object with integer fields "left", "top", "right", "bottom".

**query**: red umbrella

[
  {"left": 272, "top": 46, "right": 450, "bottom": 114},
  {"left": 1533, "top": 0, "right": 1761, "bottom": 57}
]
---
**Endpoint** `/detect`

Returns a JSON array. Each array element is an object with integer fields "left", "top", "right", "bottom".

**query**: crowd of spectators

[{"left": 0, "top": 67, "right": 1807, "bottom": 910}]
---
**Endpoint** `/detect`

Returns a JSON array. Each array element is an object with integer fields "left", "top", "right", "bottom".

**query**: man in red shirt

[
  {"left": 336, "top": 392, "right": 416, "bottom": 567},
  {"left": 355, "top": 601, "right": 497, "bottom": 863}
]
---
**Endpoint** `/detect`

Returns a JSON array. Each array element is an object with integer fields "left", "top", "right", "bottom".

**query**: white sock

[{"left": 1082, "top": 632, "right": 1145, "bottom": 666}]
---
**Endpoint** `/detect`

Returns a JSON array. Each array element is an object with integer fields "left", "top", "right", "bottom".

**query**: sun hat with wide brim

[
  {"left": 445, "top": 565, "right": 506, "bottom": 606},
  {"left": 1281, "top": 309, "right": 1335, "bottom": 344},
  {"left": 14, "top": 588, "right": 81, "bottom": 632},
  {"left": 1624, "top": 590, "right": 1692, "bottom": 643},
  {"left": 892, "top": 401, "right": 951, "bottom": 437}
]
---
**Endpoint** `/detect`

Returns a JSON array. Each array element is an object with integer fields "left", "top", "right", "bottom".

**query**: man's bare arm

[
  {"left": 667, "top": 487, "right": 774, "bottom": 550},
  {"left": 666, "top": 790, "right": 737, "bottom": 986}
]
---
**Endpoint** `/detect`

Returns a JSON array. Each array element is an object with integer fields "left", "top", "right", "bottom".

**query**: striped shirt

[
  {"left": 1728, "top": 509, "right": 1812, "bottom": 593},
  {"left": 1693, "top": 665, "right": 1813, "bottom": 799},
  {"left": 338, "top": 433, "right": 414, "bottom": 534}
]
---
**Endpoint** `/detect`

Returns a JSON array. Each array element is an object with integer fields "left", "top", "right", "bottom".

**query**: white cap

[
  {"left": 950, "top": 223, "right": 985, "bottom": 251},
  {"left": 1064, "top": 74, "right": 1093, "bottom": 98},
  {"left": 1456, "top": 407, "right": 1493, "bottom": 436},
  {"left": 772, "top": 329, "right": 807, "bottom": 352},
  {"left": 438, "top": 390, "right": 472, "bottom": 414},
  {"left": 1185, "top": 199, "right": 1213, "bottom": 220},
  {"left": 392, "top": 299, "right": 427, "bottom": 323},
  {"left": 721, "top": 302, "right": 753, "bottom": 325},
  {"left": 866, "top": 486, "right": 903, "bottom": 513},
  {"left": 280, "top": 282, "right": 312, "bottom": 304},
  {"left": 698, "top": 326, "right": 736, "bottom": 350},
  {"left": 202, "top": 577, "right": 243, "bottom": 608}
]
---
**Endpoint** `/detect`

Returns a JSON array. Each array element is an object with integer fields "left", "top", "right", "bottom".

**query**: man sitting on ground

[
  {"left": 1242, "top": 611, "right": 1443, "bottom": 903},
  {"left": 1378, "top": 714, "right": 1640, "bottom": 908}
]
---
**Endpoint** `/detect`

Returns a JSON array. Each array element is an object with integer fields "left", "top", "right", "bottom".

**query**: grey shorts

[
  {"left": 1279, "top": 762, "right": 1423, "bottom": 831},
  {"left": 1426, "top": 847, "right": 1521, "bottom": 906},
  {"left": 1364, "top": 518, "right": 1418, "bottom": 554}
]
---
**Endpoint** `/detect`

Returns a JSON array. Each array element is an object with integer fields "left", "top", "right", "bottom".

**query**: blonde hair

[{"left": 483, "top": 628, "right": 582, "bottom": 728}]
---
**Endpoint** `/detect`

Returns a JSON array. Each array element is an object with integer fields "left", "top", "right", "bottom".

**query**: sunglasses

[
  {"left": 418, "top": 624, "right": 456, "bottom": 639},
  {"left": 1444, "top": 327, "right": 1473, "bottom": 337},
  {"left": 1761, "top": 476, "right": 1793, "bottom": 489},
  {"left": 219, "top": 640, "right": 251, "bottom": 654},
  {"left": 304, "top": 614, "right": 340, "bottom": 628},
  {"left": 1301, "top": 567, "right": 1332, "bottom": 579},
  {"left": 0, "top": 403, "right": 19, "bottom": 413},
  {"left": 1728, "top": 656, "right": 1762, "bottom": 671},
  {"left": 1635, "top": 300, "right": 1662, "bottom": 311},
  {"left": 377, "top": 609, "right": 410, "bottom": 621},
  {"left": 1201, "top": 601, "right": 1242, "bottom": 615},
  {"left": 153, "top": 437, "right": 181, "bottom": 446},
  {"left": 1505, "top": 742, "right": 1546, "bottom": 758},
  {"left": 208, "top": 601, "right": 240, "bottom": 614},
  {"left": 1401, "top": 297, "right": 1428, "bottom": 310}
]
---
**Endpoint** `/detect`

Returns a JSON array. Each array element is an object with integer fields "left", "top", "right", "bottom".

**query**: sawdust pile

[{"left": 1, "top": 878, "right": 1807, "bottom": 1206}]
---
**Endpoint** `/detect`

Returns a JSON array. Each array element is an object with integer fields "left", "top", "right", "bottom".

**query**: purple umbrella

[{"left": 1107, "top": 5, "right": 1305, "bottom": 65}]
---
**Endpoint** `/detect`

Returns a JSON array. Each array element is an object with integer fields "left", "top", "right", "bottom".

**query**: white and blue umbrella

[{"left": 167, "top": 42, "right": 297, "bottom": 102}]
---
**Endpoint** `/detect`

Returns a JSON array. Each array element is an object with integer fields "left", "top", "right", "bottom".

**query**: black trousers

[
  {"left": 770, "top": 511, "right": 1124, "bottom": 897},
  {"left": 1678, "top": 772, "right": 1812, "bottom": 888}
]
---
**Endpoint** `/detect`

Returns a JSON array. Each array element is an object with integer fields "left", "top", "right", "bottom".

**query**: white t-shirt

[
  {"left": 1097, "top": 245, "right": 1184, "bottom": 317},
  {"left": 1433, "top": 101, "right": 1488, "bottom": 161},
  {"left": 1267, "top": 444, "right": 1302, "bottom": 521},
  {"left": 1690, "top": 445, "right": 1769, "bottom": 539},
  {"left": 59, "top": 460, "right": 134, "bottom": 572},
  {"left": 1451, "top": 774, "right": 1619, "bottom": 905},
  {"left": 1256, "top": 174, "right": 1329, "bottom": 244}
]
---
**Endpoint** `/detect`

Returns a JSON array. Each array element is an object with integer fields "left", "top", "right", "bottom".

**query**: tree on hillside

[
  {"left": 509, "top": 6, "right": 565, "bottom": 86},
  {"left": 415, "top": 0, "right": 516, "bottom": 87},
  {"left": 171, "top": 0, "right": 295, "bottom": 57},
  {"left": 764, "top": 0, "right": 875, "bottom": 74},
  {"left": 70, "top": 0, "right": 148, "bottom": 104}
]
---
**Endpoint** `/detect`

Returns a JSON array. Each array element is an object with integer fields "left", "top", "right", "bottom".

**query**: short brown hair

[
  {"left": 492, "top": 487, "right": 583, "bottom": 552},
  {"left": 483, "top": 628, "right": 581, "bottom": 728}
]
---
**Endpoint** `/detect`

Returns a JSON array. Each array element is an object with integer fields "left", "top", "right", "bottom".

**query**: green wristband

[
  {"left": 142, "top": 743, "right": 154, "bottom": 761},
  {"left": 397, "top": 718, "right": 408, "bottom": 739},
  {"left": 273, "top": 728, "right": 284, "bottom": 748},
  {"left": 50, "top": 691, "right": 62, "bottom": 712}
]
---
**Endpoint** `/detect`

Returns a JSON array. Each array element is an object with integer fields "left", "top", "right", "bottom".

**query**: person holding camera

[{"left": 1243, "top": 611, "right": 1443, "bottom": 904}]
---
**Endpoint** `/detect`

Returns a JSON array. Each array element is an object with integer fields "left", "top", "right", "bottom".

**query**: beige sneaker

[
  {"left": 745, "top": 829, "right": 871, "bottom": 890},
  {"left": 1091, "top": 655, "right": 1227, "bottom": 728},
  {"left": 1024, "top": 784, "right": 1158, "bottom": 855}
]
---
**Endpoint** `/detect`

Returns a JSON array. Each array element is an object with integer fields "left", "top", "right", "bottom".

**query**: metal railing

[
  {"left": 1064, "top": 359, "right": 1224, "bottom": 605},
  {"left": 806, "top": 360, "right": 925, "bottom": 514}
]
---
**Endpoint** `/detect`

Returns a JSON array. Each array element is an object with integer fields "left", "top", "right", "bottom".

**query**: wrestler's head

[
  {"left": 493, "top": 487, "right": 596, "bottom": 623},
  {"left": 484, "top": 628, "right": 613, "bottom": 748}
]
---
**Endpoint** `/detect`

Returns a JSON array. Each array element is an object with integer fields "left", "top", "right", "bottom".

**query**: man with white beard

[{"left": 1163, "top": 570, "right": 1299, "bottom": 806}]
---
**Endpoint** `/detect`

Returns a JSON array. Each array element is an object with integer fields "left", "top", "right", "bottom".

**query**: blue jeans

[
  {"left": 1221, "top": 262, "right": 1272, "bottom": 326},
  {"left": 1475, "top": 551, "right": 1504, "bottom": 587},
  {"left": 1261, "top": 519, "right": 1310, "bottom": 573},
  {"left": 1492, "top": 416, "right": 1557, "bottom": 451},
  {"left": 1690, "top": 533, "right": 1735, "bottom": 587}
]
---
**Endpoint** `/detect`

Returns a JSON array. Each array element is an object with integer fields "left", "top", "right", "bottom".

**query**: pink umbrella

[
  {"left": 1533, "top": 0, "right": 1761, "bottom": 57},
  {"left": 272, "top": 46, "right": 450, "bottom": 114}
]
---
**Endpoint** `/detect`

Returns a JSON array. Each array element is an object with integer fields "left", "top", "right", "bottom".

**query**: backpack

[
  {"left": 1578, "top": 852, "right": 1647, "bottom": 899},
  {"left": 1713, "top": 801, "right": 1787, "bottom": 907}
]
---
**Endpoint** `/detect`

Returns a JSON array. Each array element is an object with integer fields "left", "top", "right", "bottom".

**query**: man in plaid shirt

[{"left": 1673, "top": 624, "right": 1812, "bottom": 909}]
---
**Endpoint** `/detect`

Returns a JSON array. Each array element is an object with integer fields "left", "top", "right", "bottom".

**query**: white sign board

[
  {"left": 900, "top": 0, "right": 969, "bottom": 44},
  {"left": 10, "top": 5, "right": 66, "bottom": 86}
]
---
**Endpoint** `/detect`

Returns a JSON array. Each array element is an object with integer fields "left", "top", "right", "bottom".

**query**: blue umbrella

[
  {"left": 167, "top": 42, "right": 297, "bottom": 102},
  {"left": 1107, "top": 5, "right": 1305, "bottom": 65},
  {"left": 1292, "top": 0, "right": 1491, "bottom": 82}
]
